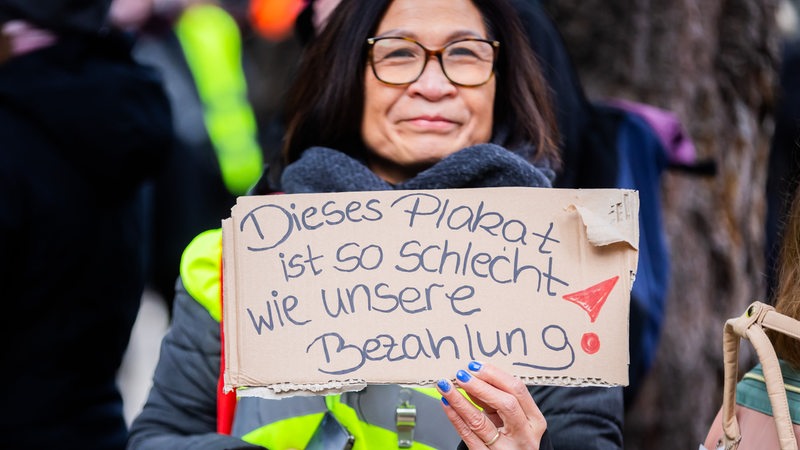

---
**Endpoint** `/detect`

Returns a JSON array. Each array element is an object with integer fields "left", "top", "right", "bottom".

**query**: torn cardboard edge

[
  {"left": 571, "top": 205, "right": 638, "bottom": 250},
  {"left": 231, "top": 376, "right": 620, "bottom": 400}
]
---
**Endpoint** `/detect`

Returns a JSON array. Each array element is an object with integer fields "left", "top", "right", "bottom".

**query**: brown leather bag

[{"left": 703, "top": 301, "right": 800, "bottom": 450}]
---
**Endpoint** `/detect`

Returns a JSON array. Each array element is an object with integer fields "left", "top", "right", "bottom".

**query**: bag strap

[{"left": 722, "top": 301, "right": 800, "bottom": 450}]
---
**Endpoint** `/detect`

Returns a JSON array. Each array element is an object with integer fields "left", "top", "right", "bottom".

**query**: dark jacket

[
  {"left": 0, "top": 31, "right": 173, "bottom": 449},
  {"left": 130, "top": 274, "right": 623, "bottom": 450},
  {"left": 129, "top": 146, "right": 624, "bottom": 449}
]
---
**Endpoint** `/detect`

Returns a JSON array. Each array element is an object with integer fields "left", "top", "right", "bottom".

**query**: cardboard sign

[{"left": 222, "top": 187, "right": 639, "bottom": 398}]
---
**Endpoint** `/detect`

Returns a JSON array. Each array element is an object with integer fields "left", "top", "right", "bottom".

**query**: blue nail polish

[
  {"left": 456, "top": 369, "right": 471, "bottom": 382},
  {"left": 437, "top": 379, "right": 451, "bottom": 392},
  {"left": 468, "top": 361, "right": 482, "bottom": 372},
  {"left": 441, "top": 397, "right": 449, "bottom": 406}
]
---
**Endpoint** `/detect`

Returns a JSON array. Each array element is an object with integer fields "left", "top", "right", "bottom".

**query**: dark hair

[
  {"left": 771, "top": 183, "right": 800, "bottom": 369},
  {"left": 282, "top": 0, "right": 560, "bottom": 170}
]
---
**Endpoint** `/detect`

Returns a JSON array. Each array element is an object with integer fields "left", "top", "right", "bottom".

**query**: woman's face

[{"left": 361, "top": 0, "right": 496, "bottom": 184}]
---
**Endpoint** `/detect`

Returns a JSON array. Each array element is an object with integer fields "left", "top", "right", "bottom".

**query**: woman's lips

[{"left": 405, "top": 115, "right": 458, "bottom": 132}]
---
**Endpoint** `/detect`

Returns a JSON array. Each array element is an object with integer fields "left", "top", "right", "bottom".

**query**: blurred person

[
  {"left": 127, "top": 0, "right": 624, "bottom": 449},
  {"left": 703, "top": 182, "right": 800, "bottom": 449},
  {"left": 765, "top": 2, "right": 800, "bottom": 303},
  {"left": 110, "top": 0, "right": 155, "bottom": 31},
  {"left": 132, "top": 0, "right": 265, "bottom": 308},
  {"left": 0, "top": 0, "right": 173, "bottom": 448},
  {"left": 248, "top": 0, "right": 305, "bottom": 42}
]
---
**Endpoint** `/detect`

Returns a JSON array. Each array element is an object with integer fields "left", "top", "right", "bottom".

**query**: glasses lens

[
  {"left": 371, "top": 38, "right": 426, "bottom": 85},
  {"left": 442, "top": 40, "right": 495, "bottom": 86},
  {"left": 369, "top": 38, "right": 496, "bottom": 86}
]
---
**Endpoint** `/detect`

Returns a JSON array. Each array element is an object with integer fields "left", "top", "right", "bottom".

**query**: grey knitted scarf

[{"left": 280, "top": 144, "right": 554, "bottom": 194}]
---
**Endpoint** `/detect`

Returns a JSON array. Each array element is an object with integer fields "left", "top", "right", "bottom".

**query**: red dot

[{"left": 581, "top": 333, "right": 600, "bottom": 354}]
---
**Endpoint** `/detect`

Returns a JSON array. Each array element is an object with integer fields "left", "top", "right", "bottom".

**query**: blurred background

[{"left": 117, "top": 0, "right": 800, "bottom": 449}]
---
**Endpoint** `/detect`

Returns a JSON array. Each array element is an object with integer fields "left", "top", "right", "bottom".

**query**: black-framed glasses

[{"left": 366, "top": 36, "right": 500, "bottom": 87}]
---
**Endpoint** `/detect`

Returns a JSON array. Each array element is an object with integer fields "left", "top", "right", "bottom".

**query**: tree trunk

[{"left": 541, "top": 0, "right": 781, "bottom": 447}]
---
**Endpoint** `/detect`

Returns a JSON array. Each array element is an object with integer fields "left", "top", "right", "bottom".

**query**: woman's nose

[{"left": 408, "top": 56, "right": 457, "bottom": 98}]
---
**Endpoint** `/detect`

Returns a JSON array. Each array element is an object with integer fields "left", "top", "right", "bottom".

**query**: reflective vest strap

[
  {"left": 180, "top": 228, "right": 224, "bottom": 322},
  {"left": 414, "top": 387, "right": 443, "bottom": 400},
  {"left": 243, "top": 414, "right": 324, "bottom": 448},
  {"left": 238, "top": 397, "right": 327, "bottom": 448},
  {"left": 332, "top": 386, "right": 460, "bottom": 449}
]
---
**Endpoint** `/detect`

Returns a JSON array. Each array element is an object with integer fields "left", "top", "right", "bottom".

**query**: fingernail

[
  {"left": 468, "top": 361, "right": 482, "bottom": 372},
  {"left": 437, "top": 378, "right": 451, "bottom": 392},
  {"left": 456, "top": 369, "right": 471, "bottom": 382},
  {"left": 441, "top": 397, "right": 449, "bottom": 406}
]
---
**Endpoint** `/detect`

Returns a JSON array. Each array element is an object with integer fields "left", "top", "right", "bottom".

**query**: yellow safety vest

[{"left": 181, "top": 229, "right": 460, "bottom": 449}]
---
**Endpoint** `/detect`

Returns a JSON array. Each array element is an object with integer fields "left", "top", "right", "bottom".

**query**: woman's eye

[
  {"left": 446, "top": 46, "right": 481, "bottom": 60},
  {"left": 449, "top": 47, "right": 477, "bottom": 57},
  {"left": 383, "top": 48, "right": 417, "bottom": 60}
]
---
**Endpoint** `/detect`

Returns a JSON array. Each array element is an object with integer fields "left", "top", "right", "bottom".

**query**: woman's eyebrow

[{"left": 373, "top": 29, "right": 486, "bottom": 41}]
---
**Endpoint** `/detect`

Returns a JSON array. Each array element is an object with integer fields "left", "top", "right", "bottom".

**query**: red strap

[{"left": 217, "top": 256, "right": 237, "bottom": 434}]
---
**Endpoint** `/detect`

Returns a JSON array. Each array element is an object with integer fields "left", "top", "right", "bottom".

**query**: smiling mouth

[{"left": 406, "top": 117, "right": 458, "bottom": 132}]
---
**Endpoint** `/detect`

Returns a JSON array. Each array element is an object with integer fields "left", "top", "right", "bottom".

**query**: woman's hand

[{"left": 436, "top": 361, "right": 547, "bottom": 449}]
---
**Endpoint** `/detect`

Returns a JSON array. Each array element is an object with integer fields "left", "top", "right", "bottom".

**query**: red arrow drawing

[{"left": 562, "top": 276, "right": 619, "bottom": 323}]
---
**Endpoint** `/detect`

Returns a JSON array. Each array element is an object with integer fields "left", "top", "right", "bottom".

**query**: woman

[
  {"left": 127, "top": 0, "right": 624, "bottom": 448},
  {"left": 702, "top": 184, "right": 800, "bottom": 449}
]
